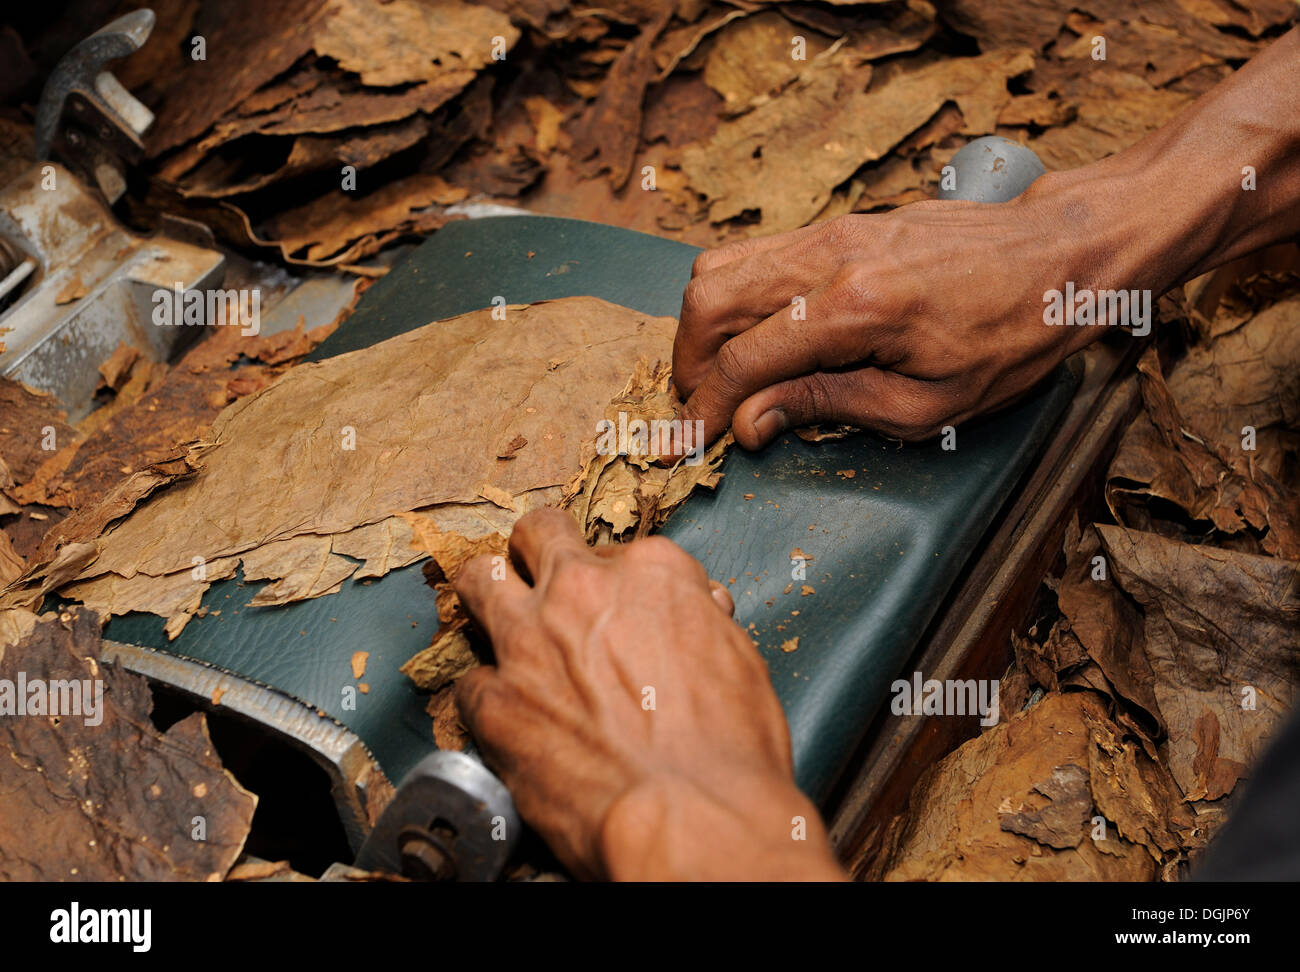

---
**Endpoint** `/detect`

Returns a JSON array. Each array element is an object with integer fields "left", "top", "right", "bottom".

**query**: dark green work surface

[{"left": 107, "top": 215, "right": 1074, "bottom": 800}]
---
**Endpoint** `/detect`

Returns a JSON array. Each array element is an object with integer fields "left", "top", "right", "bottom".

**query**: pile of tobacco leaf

[{"left": 869, "top": 261, "right": 1300, "bottom": 881}]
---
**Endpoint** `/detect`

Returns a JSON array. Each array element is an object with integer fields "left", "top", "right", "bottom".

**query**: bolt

[{"left": 398, "top": 828, "right": 456, "bottom": 881}]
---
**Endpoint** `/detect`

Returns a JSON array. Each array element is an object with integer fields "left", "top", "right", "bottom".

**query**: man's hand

[
  {"left": 452, "top": 508, "right": 844, "bottom": 881},
  {"left": 673, "top": 193, "right": 1102, "bottom": 448},
  {"left": 673, "top": 26, "right": 1300, "bottom": 451}
]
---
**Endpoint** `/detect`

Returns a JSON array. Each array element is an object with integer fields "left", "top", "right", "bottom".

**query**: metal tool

[
  {"left": 0, "top": 160, "right": 225, "bottom": 420},
  {"left": 354, "top": 750, "right": 521, "bottom": 881},
  {"left": 938, "top": 135, "right": 1046, "bottom": 204},
  {"left": 33, "top": 8, "right": 156, "bottom": 205}
]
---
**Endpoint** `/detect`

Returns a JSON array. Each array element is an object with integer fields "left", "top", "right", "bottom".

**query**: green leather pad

[{"left": 105, "top": 215, "right": 1074, "bottom": 801}]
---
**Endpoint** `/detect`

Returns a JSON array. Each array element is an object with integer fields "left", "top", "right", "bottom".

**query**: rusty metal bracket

[{"left": 34, "top": 9, "right": 156, "bottom": 204}]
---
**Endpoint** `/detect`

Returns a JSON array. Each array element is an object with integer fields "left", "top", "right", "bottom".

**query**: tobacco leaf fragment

[
  {"left": 261, "top": 173, "right": 466, "bottom": 263},
  {"left": 682, "top": 48, "right": 1032, "bottom": 233},
  {"left": 0, "top": 379, "right": 76, "bottom": 497},
  {"left": 569, "top": 4, "right": 674, "bottom": 189},
  {"left": 0, "top": 609, "right": 256, "bottom": 881},
  {"left": 1108, "top": 341, "right": 1300, "bottom": 558},
  {"left": 880, "top": 692, "right": 1186, "bottom": 881},
  {"left": 998, "top": 763, "right": 1092, "bottom": 849},
  {"left": 1097, "top": 525, "right": 1300, "bottom": 803}
]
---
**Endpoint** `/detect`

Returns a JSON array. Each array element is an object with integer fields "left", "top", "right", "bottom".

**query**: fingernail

[{"left": 753, "top": 408, "right": 788, "bottom": 442}]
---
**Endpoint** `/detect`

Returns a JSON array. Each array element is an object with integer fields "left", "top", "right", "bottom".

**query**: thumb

[{"left": 732, "top": 369, "right": 948, "bottom": 447}]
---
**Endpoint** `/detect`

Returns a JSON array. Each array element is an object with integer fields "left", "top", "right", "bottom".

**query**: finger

[
  {"left": 453, "top": 552, "right": 531, "bottom": 646},
  {"left": 507, "top": 507, "right": 592, "bottom": 586},
  {"left": 708, "top": 579, "right": 735, "bottom": 617},
  {"left": 675, "top": 236, "right": 843, "bottom": 395},
  {"left": 689, "top": 223, "right": 824, "bottom": 277},
  {"left": 454, "top": 666, "right": 511, "bottom": 757},
  {"left": 676, "top": 305, "right": 835, "bottom": 453},
  {"left": 732, "top": 368, "right": 955, "bottom": 446}
]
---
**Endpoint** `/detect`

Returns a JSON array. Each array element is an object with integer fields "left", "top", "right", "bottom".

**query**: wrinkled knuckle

[
  {"left": 789, "top": 372, "right": 833, "bottom": 424},
  {"left": 691, "top": 249, "right": 719, "bottom": 277},
  {"left": 827, "top": 262, "right": 879, "bottom": 312},
  {"left": 545, "top": 551, "right": 602, "bottom": 597},
  {"left": 625, "top": 535, "right": 685, "bottom": 564},
  {"left": 680, "top": 276, "right": 716, "bottom": 320},
  {"left": 712, "top": 340, "right": 750, "bottom": 392}
]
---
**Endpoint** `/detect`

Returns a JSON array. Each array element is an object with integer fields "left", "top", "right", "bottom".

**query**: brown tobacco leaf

[
  {"left": 0, "top": 379, "right": 75, "bottom": 497},
  {"left": 1097, "top": 525, "right": 1300, "bottom": 803},
  {"left": 1026, "top": 70, "right": 1193, "bottom": 171},
  {"left": 881, "top": 692, "right": 1192, "bottom": 881},
  {"left": 96, "top": 345, "right": 142, "bottom": 393},
  {"left": 402, "top": 623, "right": 479, "bottom": 694},
  {"left": 242, "top": 536, "right": 358, "bottom": 607},
  {"left": 682, "top": 48, "right": 1032, "bottom": 233},
  {"left": 998, "top": 763, "right": 1093, "bottom": 849},
  {"left": 0, "top": 609, "right": 256, "bottom": 880},
  {"left": 1108, "top": 339, "right": 1300, "bottom": 558},
  {"left": 15, "top": 319, "right": 336, "bottom": 513},
  {"left": 59, "top": 557, "right": 241, "bottom": 641},
  {"left": 1057, "top": 13, "right": 1254, "bottom": 88},
  {"left": 1051, "top": 519, "right": 1163, "bottom": 734},
  {"left": 6, "top": 299, "right": 678, "bottom": 622},
  {"left": 397, "top": 515, "right": 506, "bottom": 691},
  {"left": 569, "top": 5, "right": 674, "bottom": 189},
  {"left": 147, "top": 0, "right": 330, "bottom": 156},
  {"left": 261, "top": 173, "right": 467, "bottom": 263},
  {"left": 701, "top": 11, "right": 836, "bottom": 110},
  {"left": 330, "top": 516, "right": 425, "bottom": 579},
  {"left": 427, "top": 686, "right": 470, "bottom": 751},
  {"left": 0, "top": 528, "right": 23, "bottom": 587},
  {"left": 175, "top": 116, "right": 436, "bottom": 200},
  {"left": 940, "top": 0, "right": 1283, "bottom": 53},
  {"left": 561, "top": 359, "right": 729, "bottom": 543},
  {"left": 642, "top": 72, "right": 724, "bottom": 150},
  {"left": 312, "top": 0, "right": 517, "bottom": 87},
  {"left": 702, "top": 5, "right": 936, "bottom": 113},
  {"left": 148, "top": 0, "right": 516, "bottom": 157}
]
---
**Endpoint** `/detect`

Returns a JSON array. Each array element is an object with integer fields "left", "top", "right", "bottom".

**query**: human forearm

[{"left": 1028, "top": 26, "right": 1300, "bottom": 335}]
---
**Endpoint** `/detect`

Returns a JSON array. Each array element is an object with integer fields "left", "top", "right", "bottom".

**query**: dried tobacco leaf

[
  {"left": 1097, "top": 524, "right": 1300, "bottom": 803},
  {"left": 682, "top": 47, "right": 1032, "bottom": 233},
  {"left": 568, "top": 5, "right": 674, "bottom": 189},
  {"left": 4, "top": 299, "right": 679, "bottom": 636},
  {"left": 881, "top": 692, "right": 1190, "bottom": 881},
  {"left": 0, "top": 379, "right": 75, "bottom": 498},
  {"left": 12, "top": 318, "right": 336, "bottom": 514},
  {"left": 1051, "top": 519, "right": 1163, "bottom": 733},
  {"left": 1108, "top": 343, "right": 1300, "bottom": 558},
  {"left": 263, "top": 173, "right": 467, "bottom": 263},
  {"left": 0, "top": 609, "right": 256, "bottom": 880}
]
